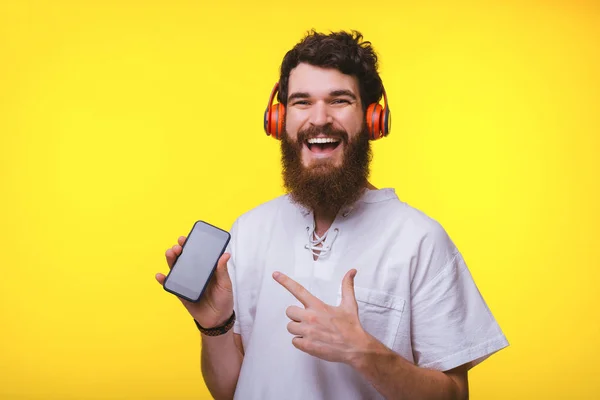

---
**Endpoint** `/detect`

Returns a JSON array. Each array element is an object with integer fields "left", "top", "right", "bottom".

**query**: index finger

[{"left": 273, "top": 271, "right": 321, "bottom": 309}]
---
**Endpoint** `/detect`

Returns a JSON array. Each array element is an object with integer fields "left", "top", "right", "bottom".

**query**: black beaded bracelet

[{"left": 194, "top": 311, "right": 236, "bottom": 336}]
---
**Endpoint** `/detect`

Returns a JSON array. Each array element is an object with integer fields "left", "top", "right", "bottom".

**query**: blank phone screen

[{"left": 164, "top": 221, "right": 230, "bottom": 301}]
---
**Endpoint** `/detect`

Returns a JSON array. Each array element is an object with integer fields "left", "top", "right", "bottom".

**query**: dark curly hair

[{"left": 277, "top": 30, "right": 383, "bottom": 112}]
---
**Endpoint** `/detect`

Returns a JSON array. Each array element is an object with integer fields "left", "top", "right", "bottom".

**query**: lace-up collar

[
  {"left": 299, "top": 200, "right": 355, "bottom": 260},
  {"left": 304, "top": 226, "right": 339, "bottom": 258},
  {"left": 293, "top": 188, "right": 399, "bottom": 260}
]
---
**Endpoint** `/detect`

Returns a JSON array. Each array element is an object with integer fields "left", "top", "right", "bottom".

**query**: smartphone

[{"left": 163, "top": 220, "right": 231, "bottom": 303}]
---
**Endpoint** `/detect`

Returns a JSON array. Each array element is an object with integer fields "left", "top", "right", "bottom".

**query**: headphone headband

[
  {"left": 382, "top": 87, "right": 388, "bottom": 109},
  {"left": 267, "top": 82, "right": 280, "bottom": 111}
]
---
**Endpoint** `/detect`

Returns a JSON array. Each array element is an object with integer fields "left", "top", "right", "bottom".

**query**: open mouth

[{"left": 305, "top": 137, "right": 342, "bottom": 155}]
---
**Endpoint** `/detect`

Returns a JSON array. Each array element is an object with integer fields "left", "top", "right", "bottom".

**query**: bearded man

[{"left": 156, "top": 30, "right": 509, "bottom": 400}]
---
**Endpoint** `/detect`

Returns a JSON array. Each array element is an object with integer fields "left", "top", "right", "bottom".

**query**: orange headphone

[{"left": 263, "top": 82, "right": 391, "bottom": 141}]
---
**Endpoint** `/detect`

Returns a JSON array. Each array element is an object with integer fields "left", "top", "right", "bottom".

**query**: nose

[{"left": 308, "top": 101, "right": 332, "bottom": 127}]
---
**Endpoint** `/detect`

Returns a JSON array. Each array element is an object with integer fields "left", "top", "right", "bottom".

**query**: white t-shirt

[{"left": 226, "top": 188, "right": 509, "bottom": 400}]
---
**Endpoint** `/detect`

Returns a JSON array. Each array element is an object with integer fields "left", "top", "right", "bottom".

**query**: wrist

[
  {"left": 347, "top": 332, "right": 389, "bottom": 370},
  {"left": 193, "top": 308, "right": 234, "bottom": 329},
  {"left": 194, "top": 310, "right": 236, "bottom": 336}
]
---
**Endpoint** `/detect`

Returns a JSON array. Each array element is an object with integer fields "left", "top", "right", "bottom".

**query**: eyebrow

[
  {"left": 287, "top": 89, "right": 358, "bottom": 102},
  {"left": 329, "top": 90, "right": 357, "bottom": 100},
  {"left": 288, "top": 92, "right": 310, "bottom": 102}
]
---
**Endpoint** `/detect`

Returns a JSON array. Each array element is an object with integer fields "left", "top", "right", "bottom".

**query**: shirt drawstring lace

[{"left": 305, "top": 226, "right": 339, "bottom": 259}]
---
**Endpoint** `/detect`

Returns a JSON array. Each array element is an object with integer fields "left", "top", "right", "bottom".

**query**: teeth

[{"left": 307, "top": 138, "right": 340, "bottom": 144}]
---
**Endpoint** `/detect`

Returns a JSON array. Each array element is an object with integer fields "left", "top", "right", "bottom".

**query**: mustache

[{"left": 296, "top": 124, "right": 349, "bottom": 144}]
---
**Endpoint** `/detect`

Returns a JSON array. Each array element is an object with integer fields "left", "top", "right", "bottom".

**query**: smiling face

[
  {"left": 280, "top": 63, "right": 372, "bottom": 216},
  {"left": 284, "top": 63, "right": 365, "bottom": 169}
]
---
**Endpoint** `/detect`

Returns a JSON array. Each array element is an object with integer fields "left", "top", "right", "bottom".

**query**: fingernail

[{"left": 273, "top": 271, "right": 280, "bottom": 279}]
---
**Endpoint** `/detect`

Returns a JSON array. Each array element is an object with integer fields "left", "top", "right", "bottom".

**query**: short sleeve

[{"left": 410, "top": 227, "right": 509, "bottom": 371}]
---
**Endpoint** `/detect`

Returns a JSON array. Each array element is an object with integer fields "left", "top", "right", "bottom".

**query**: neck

[{"left": 312, "top": 181, "right": 378, "bottom": 236}]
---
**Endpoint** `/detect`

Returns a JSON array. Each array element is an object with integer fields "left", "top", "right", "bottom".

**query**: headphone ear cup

[
  {"left": 382, "top": 107, "right": 391, "bottom": 136},
  {"left": 366, "top": 103, "right": 383, "bottom": 140},
  {"left": 267, "top": 103, "right": 285, "bottom": 140},
  {"left": 264, "top": 108, "right": 270, "bottom": 134}
]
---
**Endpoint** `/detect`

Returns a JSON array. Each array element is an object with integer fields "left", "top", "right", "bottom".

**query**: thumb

[
  {"left": 214, "top": 252, "right": 232, "bottom": 287},
  {"left": 340, "top": 268, "right": 358, "bottom": 311}
]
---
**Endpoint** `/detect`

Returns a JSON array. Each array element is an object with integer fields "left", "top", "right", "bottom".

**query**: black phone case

[{"left": 162, "top": 220, "right": 231, "bottom": 303}]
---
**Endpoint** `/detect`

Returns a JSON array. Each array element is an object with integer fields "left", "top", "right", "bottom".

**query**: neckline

[
  {"left": 361, "top": 187, "right": 398, "bottom": 203},
  {"left": 292, "top": 187, "right": 398, "bottom": 218}
]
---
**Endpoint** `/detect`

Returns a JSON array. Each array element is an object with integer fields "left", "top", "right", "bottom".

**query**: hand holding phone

[{"left": 155, "top": 221, "right": 234, "bottom": 329}]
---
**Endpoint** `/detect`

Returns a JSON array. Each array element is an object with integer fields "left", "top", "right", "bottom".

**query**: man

[{"left": 156, "top": 30, "right": 509, "bottom": 400}]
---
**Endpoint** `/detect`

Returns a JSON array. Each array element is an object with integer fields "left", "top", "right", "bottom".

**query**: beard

[{"left": 280, "top": 123, "right": 372, "bottom": 217}]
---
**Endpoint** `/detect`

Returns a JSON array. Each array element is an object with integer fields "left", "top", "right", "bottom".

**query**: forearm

[
  {"left": 200, "top": 330, "right": 243, "bottom": 400},
  {"left": 350, "top": 336, "right": 463, "bottom": 400}
]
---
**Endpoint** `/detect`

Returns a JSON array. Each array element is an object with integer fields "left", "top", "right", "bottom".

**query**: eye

[
  {"left": 292, "top": 100, "right": 310, "bottom": 106},
  {"left": 332, "top": 99, "right": 351, "bottom": 104}
]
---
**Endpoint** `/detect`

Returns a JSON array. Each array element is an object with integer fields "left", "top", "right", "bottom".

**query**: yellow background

[{"left": 1, "top": 0, "right": 598, "bottom": 399}]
